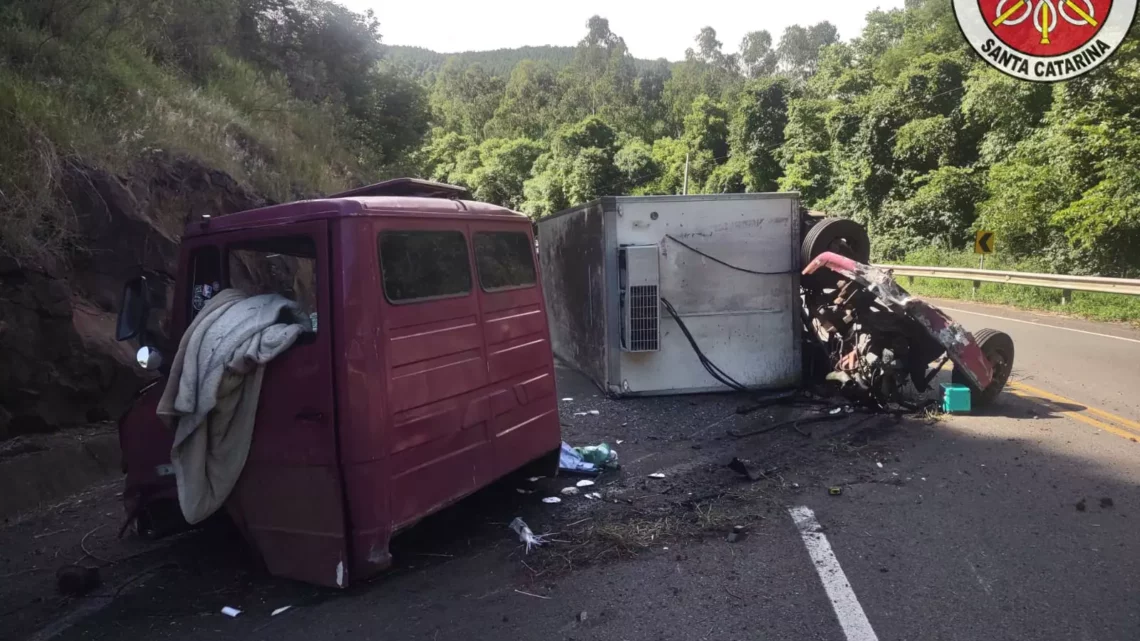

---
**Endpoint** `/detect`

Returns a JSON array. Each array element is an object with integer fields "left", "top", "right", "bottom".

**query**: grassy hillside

[
  {"left": 0, "top": 0, "right": 427, "bottom": 267},
  {"left": 386, "top": 44, "right": 669, "bottom": 77}
]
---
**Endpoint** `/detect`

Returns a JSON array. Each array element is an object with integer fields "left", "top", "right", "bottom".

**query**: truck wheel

[
  {"left": 802, "top": 218, "right": 871, "bottom": 266},
  {"left": 952, "top": 328, "right": 1014, "bottom": 407}
]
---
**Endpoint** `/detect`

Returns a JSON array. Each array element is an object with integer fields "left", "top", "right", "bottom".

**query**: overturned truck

[{"left": 537, "top": 193, "right": 1012, "bottom": 407}]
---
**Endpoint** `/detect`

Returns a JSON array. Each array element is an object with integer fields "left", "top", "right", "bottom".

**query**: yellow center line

[
  {"left": 1008, "top": 381, "right": 1140, "bottom": 432},
  {"left": 993, "top": 0, "right": 1027, "bottom": 25},
  {"left": 1065, "top": 0, "right": 1098, "bottom": 25}
]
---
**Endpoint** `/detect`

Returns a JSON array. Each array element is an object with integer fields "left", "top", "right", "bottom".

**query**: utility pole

[{"left": 682, "top": 152, "right": 690, "bottom": 195}]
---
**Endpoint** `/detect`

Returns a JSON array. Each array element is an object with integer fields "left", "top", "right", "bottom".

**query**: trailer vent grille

[
  {"left": 627, "top": 285, "right": 660, "bottom": 351},
  {"left": 620, "top": 245, "right": 660, "bottom": 352}
]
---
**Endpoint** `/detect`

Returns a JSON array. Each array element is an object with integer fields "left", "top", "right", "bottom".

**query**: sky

[{"left": 338, "top": 0, "right": 908, "bottom": 61}]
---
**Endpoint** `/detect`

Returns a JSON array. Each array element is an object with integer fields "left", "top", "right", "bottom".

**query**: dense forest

[{"left": 2, "top": 0, "right": 1138, "bottom": 276}]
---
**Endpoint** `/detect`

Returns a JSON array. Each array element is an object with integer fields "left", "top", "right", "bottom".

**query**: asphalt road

[{"left": 17, "top": 302, "right": 1140, "bottom": 641}]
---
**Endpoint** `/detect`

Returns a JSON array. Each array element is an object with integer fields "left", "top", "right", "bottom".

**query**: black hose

[
  {"left": 660, "top": 296, "right": 798, "bottom": 404},
  {"left": 664, "top": 235, "right": 789, "bottom": 275}
]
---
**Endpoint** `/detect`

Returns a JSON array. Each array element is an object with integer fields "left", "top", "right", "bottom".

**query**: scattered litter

[
  {"left": 648, "top": 472, "right": 666, "bottom": 479},
  {"left": 221, "top": 606, "right": 242, "bottom": 618},
  {"left": 829, "top": 407, "right": 843, "bottom": 415},
  {"left": 726, "top": 525, "right": 746, "bottom": 543},
  {"left": 616, "top": 439, "right": 624, "bottom": 445},
  {"left": 509, "top": 517, "right": 550, "bottom": 553},
  {"left": 573, "top": 410, "right": 601, "bottom": 417},
  {"left": 271, "top": 606, "right": 293, "bottom": 617},
  {"left": 561, "top": 397, "right": 573, "bottom": 402},
  {"left": 584, "top": 492, "right": 602, "bottom": 500},
  {"left": 577, "top": 611, "right": 588, "bottom": 623},
  {"left": 559, "top": 442, "right": 599, "bottom": 475},
  {"left": 527, "top": 476, "right": 544, "bottom": 482},
  {"left": 514, "top": 589, "right": 551, "bottom": 600},
  {"left": 542, "top": 497, "right": 562, "bottom": 504},
  {"left": 575, "top": 443, "right": 618, "bottom": 469},
  {"left": 1101, "top": 497, "right": 1114, "bottom": 508},
  {"left": 792, "top": 482, "right": 800, "bottom": 489},
  {"left": 829, "top": 486, "right": 843, "bottom": 496},
  {"left": 1076, "top": 498, "right": 1087, "bottom": 512},
  {"left": 727, "top": 457, "right": 769, "bottom": 481},
  {"left": 575, "top": 479, "right": 595, "bottom": 488},
  {"left": 516, "top": 488, "right": 534, "bottom": 494},
  {"left": 876, "top": 461, "right": 884, "bottom": 468},
  {"left": 921, "top": 477, "right": 927, "bottom": 481},
  {"left": 561, "top": 486, "right": 580, "bottom": 496}
]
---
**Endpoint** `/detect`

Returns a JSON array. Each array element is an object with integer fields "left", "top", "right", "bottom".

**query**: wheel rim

[{"left": 985, "top": 350, "right": 1012, "bottom": 394}]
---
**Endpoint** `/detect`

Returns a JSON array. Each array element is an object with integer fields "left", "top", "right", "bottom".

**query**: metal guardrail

[{"left": 875, "top": 264, "right": 1140, "bottom": 298}]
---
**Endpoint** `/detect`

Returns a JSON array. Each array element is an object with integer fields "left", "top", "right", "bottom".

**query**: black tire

[
  {"left": 801, "top": 217, "right": 871, "bottom": 266},
  {"left": 952, "top": 328, "right": 1014, "bottom": 407}
]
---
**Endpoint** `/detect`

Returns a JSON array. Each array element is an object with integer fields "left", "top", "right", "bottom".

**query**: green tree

[
  {"left": 430, "top": 59, "right": 505, "bottom": 139},
  {"left": 730, "top": 77, "right": 790, "bottom": 192}
]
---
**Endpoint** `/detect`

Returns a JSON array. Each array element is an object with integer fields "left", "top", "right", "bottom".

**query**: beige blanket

[{"left": 156, "top": 288, "right": 310, "bottom": 524}]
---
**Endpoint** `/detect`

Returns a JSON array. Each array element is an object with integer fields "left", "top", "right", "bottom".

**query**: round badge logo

[{"left": 954, "top": 0, "right": 1137, "bottom": 81}]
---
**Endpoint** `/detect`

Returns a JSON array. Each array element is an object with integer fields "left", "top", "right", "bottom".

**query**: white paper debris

[
  {"left": 561, "top": 397, "right": 573, "bottom": 402},
  {"left": 509, "top": 517, "right": 549, "bottom": 553},
  {"left": 221, "top": 607, "right": 242, "bottom": 618},
  {"left": 616, "top": 439, "right": 624, "bottom": 444},
  {"left": 542, "top": 497, "right": 561, "bottom": 504},
  {"left": 573, "top": 410, "right": 602, "bottom": 417},
  {"left": 527, "top": 476, "right": 543, "bottom": 482},
  {"left": 876, "top": 462, "right": 884, "bottom": 468},
  {"left": 575, "top": 480, "right": 595, "bottom": 488},
  {"left": 584, "top": 492, "right": 602, "bottom": 500},
  {"left": 271, "top": 606, "right": 292, "bottom": 617},
  {"left": 648, "top": 472, "right": 666, "bottom": 479},
  {"left": 561, "top": 486, "right": 580, "bottom": 496}
]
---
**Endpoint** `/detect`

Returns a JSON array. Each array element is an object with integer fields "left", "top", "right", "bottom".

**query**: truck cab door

[{"left": 218, "top": 221, "right": 350, "bottom": 588}]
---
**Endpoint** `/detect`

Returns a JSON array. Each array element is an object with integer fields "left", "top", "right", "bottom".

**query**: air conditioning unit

[{"left": 619, "top": 245, "right": 660, "bottom": 352}]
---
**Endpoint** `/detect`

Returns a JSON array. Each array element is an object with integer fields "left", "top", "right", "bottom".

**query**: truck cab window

[
  {"left": 378, "top": 230, "right": 471, "bottom": 303},
  {"left": 227, "top": 236, "right": 318, "bottom": 330},
  {"left": 189, "top": 246, "right": 222, "bottom": 321},
  {"left": 474, "top": 231, "right": 537, "bottom": 291}
]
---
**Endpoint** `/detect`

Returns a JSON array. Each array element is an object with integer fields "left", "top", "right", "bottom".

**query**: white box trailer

[{"left": 537, "top": 194, "right": 803, "bottom": 396}]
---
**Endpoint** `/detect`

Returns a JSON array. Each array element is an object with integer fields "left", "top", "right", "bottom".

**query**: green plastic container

[{"left": 942, "top": 383, "right": 972, "bottom": 413}]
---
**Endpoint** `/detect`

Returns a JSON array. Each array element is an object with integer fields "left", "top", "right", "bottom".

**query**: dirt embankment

[{"left": 0, "top": 151, "right": 264, "bottom": 440}]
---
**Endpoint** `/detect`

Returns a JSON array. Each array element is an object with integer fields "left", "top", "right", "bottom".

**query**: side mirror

[
  {"left": 116, "top": 277, "right": 150, "bottom": 342},
  {"left": 136, "top": 346, "right": 163, "bottom": 371}
]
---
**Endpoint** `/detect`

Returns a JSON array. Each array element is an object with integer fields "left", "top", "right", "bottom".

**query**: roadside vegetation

[
  {"left": 4, "top": 0, "right": 1139, "bottom": 294},
  {"left": 895, "top": 249, "right": 1140, "bottom": 327}
]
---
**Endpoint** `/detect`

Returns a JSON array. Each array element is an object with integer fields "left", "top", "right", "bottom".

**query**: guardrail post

[
  {"left": 972, "top": 280, "right": 980, "bottom": 297},
  {"left": 1061, "top": 289, "right": 1072, "bottom": 305}
]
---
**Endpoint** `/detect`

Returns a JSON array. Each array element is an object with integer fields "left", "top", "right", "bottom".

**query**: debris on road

[
  {"left": 528, "top": 476, "right": 544, "bottom": 482},
  {"left": 647, "top": 472, "right": 666, "bottom": 479},
  {"left": 876, "top": 461, "right": 884, "bottom": 468},
  {"left": 561, "top": 397, "right": 573, "bottom": 402},
  {"left": 584, "top": 492, "right": 602, "bottom": 500},
  {"left": 541, "top": 497, "right": 562, "bottom": 504},
  {"left": 575, "top": 480, "right": 595, "bottom": 488},
  {"left": 513, "top": 589, "right": 551, "bottom": 600},
  {"left": 577, "top": 611, "right": 588, "bottom": 623},
  {"left": 1076, "top": 498, "right": 1087, "bottom": 512},
  {"left": 271, "top": 606, "right": 293, "bottom": 617},
  {"left": 1101, "top": 497, "right": 1115, "bottom": 508},
  {"left": 509, "top": 517, "right": 549, "bottom": 553},
  {"left": 573, "top": 410, "right": 601, "bottom": 416},
  {"left": 726, "top": 525, "right": 746, "bottom": 543},
  {"left": 559, "top": 442, "right": 599, "bottom": 475},
  {"left": 727, "top": 457, "right": 768, "bottom": 481},
  {"left": 221, "top": 606, "right": 242, "bottom": 618},
  {"left": 575, "top": 443, "right": 618, "bottom": 469},
  {"left": 561, "top": 487, "right": 580, "bottom": 496},
  {"left": 829, "top": 486, "right": 843, "bottom": 496}
]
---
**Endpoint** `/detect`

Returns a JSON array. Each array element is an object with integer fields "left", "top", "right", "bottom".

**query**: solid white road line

[
  {"left": 936, "top": 306, "right": 1140, "bottom": 345},
  {"left": 789, "top": 506, "right": 880, "bottom": 641}
]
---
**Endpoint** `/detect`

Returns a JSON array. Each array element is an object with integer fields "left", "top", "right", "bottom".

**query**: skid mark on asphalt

[
  {"left": 789, "top": 506, "right": 879, "bottom": 641},
  {"left": 1007, "top": 381, "right": 1140, "bottom": 443}
]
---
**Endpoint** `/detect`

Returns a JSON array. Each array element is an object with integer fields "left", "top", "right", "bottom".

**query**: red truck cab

[{"left": 115, "top": 179, "right": 561, "bottom": 587}]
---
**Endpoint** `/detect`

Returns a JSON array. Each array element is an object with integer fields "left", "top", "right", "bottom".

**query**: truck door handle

[{"left": 295, "top": 409, "right": 325, "bottom": 422}]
